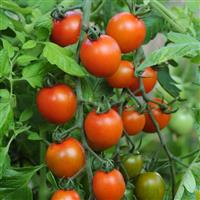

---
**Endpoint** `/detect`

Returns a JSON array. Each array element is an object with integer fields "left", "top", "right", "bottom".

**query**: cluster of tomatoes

[{"left": 36, "top": 9, "right": 172, "bottom": 200}]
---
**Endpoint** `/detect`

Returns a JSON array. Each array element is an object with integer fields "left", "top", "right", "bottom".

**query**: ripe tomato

[
  {"left": 169, "top": 108, "right": 194, "bottom": 135},
  {"left": 130, "top": 67, "right": 157, "bottom": 96},
  {"left": 122, "top": 108, "right": 145, "bottom": 135},
  {"left": 106, "top": 12, "right": 146, "bottom": 53},
  {"left": 143, "top": 98, "right": 171, "bottom": 133},
  {"left": 46, "top": 137, "right": 85, "bottom": 178},
  {"left": 93, "top": 169, "right": 126, "bottom": 200},
  {"left": 106, "top": 60, "right": 134, "bottom": 88},
  {"left": 84, "top": 109, "right": 123, "bottom": 150},
  {"left": 80, "top": 35, "right": 121, "bottom": 77},
  {"left": 122, "top": 154, "right": 143, "bottom": 178},
  {"left": 37, "top": 84, "right": 77, "bottom": 124},
  {"left": 51, "top": 190, "right": 80, "bottom": 200},
  {"left": 51, "top": 11, "right": 82, "bottom": 47},
  {"left": 135, "top": 172, "right": 165, "bottom": 200}
]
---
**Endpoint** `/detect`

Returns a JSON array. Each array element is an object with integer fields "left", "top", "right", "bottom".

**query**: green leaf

[
  {"left": 22, "top": 40, "right": 37, "bottom": 49},
  {"left": 0, "top": 165, "right": 43, "bottom": 199},
  {"left": 19, "top": 108, "right": 33, "bottom": 122},
  {"left": 0, "top": 90, "right": 13, "bottom": 140},
  {"left": 186, "top": 0, "right": 200, "bottom": 12},
  {"left": 158, "top": 66, "right": 181, "bottom": 97},
  {"left": 1, "top": 39, "right": 16, "bottom": 58},
  {"left": 138, "top": 42, "right": 200, "bottom": 72},
  {"left": 0, "top": 11, "right": 13, "bottom": 30},
  {"left": 46, "top": 171, "right": 58, "bottom": 190},
  {"left": 27, "top": 132, "right": 42, "bottom": 141},
  {"left": 174, "top": 185, "right": 184, "bottom": 200},
  {"left": 0, "top": 50, "right": 10, "bottom": 77},
  {"left": 43, "top": 42, "right": 86, "bottom": 77},
  {"left": 16, "top": 55, "right": 37, "bottom": 66},
  {"left": 0, "top": 147, "right": 10, "bottom": 179},
  {"left": 183, "top": 170, "right": 196, "bottom": 193},
  {"left": 22, "top": 62, "right": 52, "bottom": 88},
  {"left": 167, "top": 32, "right": 199, "bottom": 43}
]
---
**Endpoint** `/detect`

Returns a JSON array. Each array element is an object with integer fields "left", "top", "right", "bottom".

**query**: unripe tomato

[
  {"left": 93, "top": 169, "right": 126, "bottom": 200},
  {"left": 122, "top": 108, "right": 145, "bottom": 135},
  {"left": 80, "top": 35, "right": 121, "bottom": 77},
  {"left": 84, "top": 109, "right": 123, "bottom": 151},
  {"left": 130, "top": 67, "right": 157, "bottom": 96},
  {"left": 143, "top": 98, "right": 171, "bottom": 133},
  {"left": 46, "top": 138, "right": 85, "bottom": 178},
  {"left": 51, "top": 11, "right": 82, "bottom": 46},
  {"left": 51, "top": 190, "right": 80, "bottom": 200},
  {"left": 37, "top": 84, "right": 77, "bottom": 124},
  {"left": 106, "top": 12, "right": 146, "bottom": 53},
  {"left": 122, "top": 154, "right": 143, "bottom": 178},
  {"left": 106, "top": 60, "right": 134, "bottom": 88},
  {"left": 169, "top": 108, "right": 194, "bottom": 135},
  {"left": 135, "top": 172, "right": 165, "bottom": 200}
]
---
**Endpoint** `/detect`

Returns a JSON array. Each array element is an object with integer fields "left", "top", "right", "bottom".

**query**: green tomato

[
  {"left": 135, "top": 172, "right": 165, "bottom": 200},
  {"left": 122, "top": 154, "right": 143, "bottom": 178},
  {"left": 169, "top": 109, "right": 194, "bottom": 135}
]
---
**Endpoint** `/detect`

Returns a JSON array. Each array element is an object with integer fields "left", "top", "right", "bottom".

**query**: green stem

[{"left": 91, "top": 0, "right": 106, "bottom": 17}]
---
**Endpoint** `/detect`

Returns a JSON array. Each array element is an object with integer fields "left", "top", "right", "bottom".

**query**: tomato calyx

[
  {"left": 96, "top": 96, "right": 111, "bottom": 114},
  {"left": 83, "top": 25, "right": 101, "bottom": 41}
]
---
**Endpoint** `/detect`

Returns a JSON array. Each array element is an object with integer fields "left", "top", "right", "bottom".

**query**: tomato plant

[{"left": 51, "top": 190, "right": 80, "bottom": 200}]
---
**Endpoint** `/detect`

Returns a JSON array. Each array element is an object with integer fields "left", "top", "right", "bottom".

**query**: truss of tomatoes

[{"left": 36, "top": 10, "right": 170, "bottom": 200}]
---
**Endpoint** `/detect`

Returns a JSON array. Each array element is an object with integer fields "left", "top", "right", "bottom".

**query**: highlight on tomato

[
  {"left": 36, "top": 84, "right": 77, "bottom": 124},
  {"left": 106, "top": 60, "right": 134, "bottom": 88},
  {"left": 80, "top": 35, "right": 121, "bottom": 77},
  {"left": 46, "top": 137, "right": 85, "bottom": 178},
  {"left": 51, "top": 11, "right": 82, "bottom": 46},
  {"left": 84, "top": 109, "right": 123, "bottom": 151},
  {"left": 143, "top": 98, "right": 171, "bottom": 133},
  {"left": 51, "top": 190, "right": 80, "bottom": 200},
  {"left": 122, "top": 108, "right": 146, "bottom": 135},
  {"left": 106, "top": 12, "right": 146, "bottom": 53},
  {"left": 93, "top": 169, "right": 126, "bottom": 200}
]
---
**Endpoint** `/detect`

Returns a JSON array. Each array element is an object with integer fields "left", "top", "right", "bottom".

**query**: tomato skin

[
  {"left": 106, "top": 60, "right": 134, "bottom": 88},
  {"left": 37, "top": 84, "right": 77, "bottom": 124},
  {"left": 143, "top": 98, "right": 171, "bottom": 133},
  {"left": 106, "top": 12, "right": 146, "bottom": 53},
  {"left": 122, "top": 108, "right": 145, "bottom": 135},
  {"left": 51, "top": 11, "right": 82, "bottom": 47},
  {"left": 46, "top": 137, "right": 85, "bottom": 178},
  {"left": 84, "top": 109, "right": 123, "bottom": 151},
  {"left": 80, "top": 35, "right": 121, "bottom": 77},
  {"left": 122, "top": 154, "right": 143, "bottom": 178},
  {"left": 93, "top": 169, "right": 126, "bottom": 200},
  {"left": 130, "top": 67, "right": 157, "bottom": 95},
  {"left": 51, "top": 190, "right": 80, "bottom": 200},
  {"left": 135, "top": 172, "right": 165, "bottom": 200}
]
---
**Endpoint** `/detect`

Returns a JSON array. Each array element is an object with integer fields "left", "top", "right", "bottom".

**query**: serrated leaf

[
  {"left": 27, "top": 132, "right": 42, "bottom": 141},
  {"left": 22, "top": 40, "right": 37, "bottom": 49},
  {"left": 16, "top": 55, "right": 37, "bottom": 66},
  {"left": 158, "top": 66, "right": 181, "bottom": 97},
  {"left": 43, "top": 42, "right": 86, "bottom": 77},
  {"left": 0, "top": 50, "right": 10, "bottom": 77},
  {"left": 19, "top": 108, "right": 33, "bottom": 122},
  {"left": 183, "top": 170, "right": 196, "bottom": 193}
]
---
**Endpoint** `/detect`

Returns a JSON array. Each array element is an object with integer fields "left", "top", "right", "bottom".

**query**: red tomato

[
  {"left": 37, "top": 84, "right": 77, "bottom": 124},
  {"left": 106, "top": 60, "right": 134, "bottom": 88},
  {"left": 84, "top": 109, "right": 123, "bottom": 151},
  {"left": 130, "top": 67, "right": 157, "bottom": 96},
  {"left": 51, "top": 190, "right": 80, "bottom": 200},
  {"left": 122, "top": 108, "right": 145, "bottom": 135},
  {"left": 106, "top": 12, "right": 146, "bottom": 53},
  {"left": 51, "top": 11, "right": 82, "bottom": 46},
  {"left": 143, "top": 98, "right": 171, "bottom": 133},
  {"left": 46, "top": 137, "right": 85, "bottom": 178},
  {"left": 80, "top": 35, "right": 121, "bottom": 77},
  {"left": 93, "top": 169, "right": 126, "bottom": 200}
]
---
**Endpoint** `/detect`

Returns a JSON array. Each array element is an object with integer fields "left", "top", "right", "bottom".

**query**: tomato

[
  {"left": 84, "top": 109, "right": 123, "bottom": 151},
  {"left": 80, "top": 35, "right": 121, "bottom": 77},
  {"left": 135, "top": 172, "right": 165, "bottom": 200},
  {"left": 37, "top": 84, "right": 77, "bottom": 124},
  {"left": 130, "top": 67, "right": 157, "bottom": 96},
  {"left": 122, "top": 108, "right": 145, "bottom": 135},
  {"left": 106, "top": 12, "right": 146, "bottom": 53},
  {"left": 51, "top": 190, "right": 80, "bottom": 200},
  {"left": 106, "top": 60, "right": 134, "bottom": 88},
  {"left": 46, "top": 137, "right": 85, "bottom": 178},
  {"left": 169, "top": 108, "right": 194, "bottom": 135},
  {"left": 93, "top": 169, "right": 126, "bottom": 200},
  {"left": 51, "top": 11, "right": 82, "bottom": 47},
  {"left": 143, "top": 98, "right": 171, "bottom": 133},
  {"left": 122, "top": 154, "right": 143, "bottom": 178}
]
